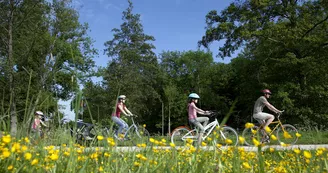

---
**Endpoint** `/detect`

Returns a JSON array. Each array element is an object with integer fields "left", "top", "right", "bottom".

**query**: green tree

[
  {"left": 0, "top": 0, "right": 96, "bottom": 135},
  {"left": 103, "top": 0, "right": 161, "bottom": 131},
  {"left": 200, "top": 0, "right": 328, "bottom": 128}
]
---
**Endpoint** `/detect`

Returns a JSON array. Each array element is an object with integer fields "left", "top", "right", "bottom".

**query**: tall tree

[
  {"left": 0, "top": 0, "right": 96, "bottom": 135},
  {"left": 103, "top": 0, "right": 161, "bottom": 130}
]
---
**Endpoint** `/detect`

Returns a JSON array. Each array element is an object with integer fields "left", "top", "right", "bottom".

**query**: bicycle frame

[
  {"left": 181, "top": 117, "right": 228, "bottom": 141},
  {"left": 118, "top": 116, "right": 141, "bottom": 139},
  {"left": 256, "top": 116, "right": 286, "bottom": 136}
]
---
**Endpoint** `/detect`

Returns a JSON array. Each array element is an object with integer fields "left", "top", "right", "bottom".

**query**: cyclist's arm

[
  {"left": 264, "top": 101, "right": 281, "bottom": 114},
  {"left": 40, "top": 120, "right": 47, "bottom": 127},
  {"left": 192, "top": 104, "right": 208, "bottom": 115},
  {"left": 124, "top": 107, "right": 133, "bottom": 115}
]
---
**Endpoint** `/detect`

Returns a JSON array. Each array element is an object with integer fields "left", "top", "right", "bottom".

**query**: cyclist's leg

[
  {"left": 111, "top": 116, "right": 128, "bottom": 136},
  {"left": 190, "top": 118, "right": 206, "bottom": 145},
  {"left": 254, "top": 112, "right": 274, "bottom": 142},
  {"left": 197, "top": 117, "right": 209, "bottom": 128}
]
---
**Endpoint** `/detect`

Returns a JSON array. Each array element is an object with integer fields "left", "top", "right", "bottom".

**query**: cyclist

[
  {"left": 253, "top": 89, "right": 283, "bottom": 142},
  {"left": 31, "top": 111, "right": 48, "bottom": 138},
  {"left": 188, "top": 93, "right": 211, "bottom": 145},
  {"left": 112, "top": 95, "right": 133, "bottom": 139}
]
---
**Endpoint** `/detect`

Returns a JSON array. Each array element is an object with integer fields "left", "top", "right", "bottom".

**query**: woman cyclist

[
  {"left": 112, "top": 95, "right": 133, "bottom": 138},
  {"left": 188, "top": 93, "right": 211, "bottom": 145}
]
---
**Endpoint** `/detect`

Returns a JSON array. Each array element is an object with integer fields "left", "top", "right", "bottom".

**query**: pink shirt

[
  {"left": 32, "top": 119, "right": 41, "bottom": 130},
  {"left": 188, "top": 102, "right": 197, "bottom": 120},
  {"left": 112, "top": 102, "right": 126, "bottom": 118}
]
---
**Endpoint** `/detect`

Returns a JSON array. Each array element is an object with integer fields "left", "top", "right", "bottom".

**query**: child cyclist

[
  {"left": 188, "top": 93, "right": 211, "bottom": 145},
  {"left": 31, "top": 111, "right": 48, "bottom": 139},
  {"left": 111, "top": 95, "right": 133, "bottom": 139}
]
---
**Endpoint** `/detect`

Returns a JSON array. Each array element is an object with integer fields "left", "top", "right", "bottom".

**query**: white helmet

[
  {"left": 35, "top": 111, "right": 44, "bottom": 116},
  {"left": 118, "top": 95, "right": 126, "bottom": 99}
]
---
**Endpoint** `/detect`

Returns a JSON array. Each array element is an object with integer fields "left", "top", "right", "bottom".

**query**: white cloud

[{"left": 104, "top": 3, "right": 122, "bottom": 11}]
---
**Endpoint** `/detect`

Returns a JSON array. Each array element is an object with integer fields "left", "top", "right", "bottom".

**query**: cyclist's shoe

[{"left": 261, "top": 135, "right": 270, "bottom": 143}]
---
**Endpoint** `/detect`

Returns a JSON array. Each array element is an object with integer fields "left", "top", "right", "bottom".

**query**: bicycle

[
  {"left": 171, "top": 111, "right": 239, "bottom": 146},
  {"left": 103, "top": 115, "right": 150, "bottom": 145},
  {"left": 61, "top": 118, "right": 97, "bottom": 145},
  {"left": 242, "top": 111, "right": 299, "bottom": 146}
]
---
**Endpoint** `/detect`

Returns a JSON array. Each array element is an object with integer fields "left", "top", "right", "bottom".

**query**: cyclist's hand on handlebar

[{"left": 277, "top": 110, "right": 284, "bottom": 115}]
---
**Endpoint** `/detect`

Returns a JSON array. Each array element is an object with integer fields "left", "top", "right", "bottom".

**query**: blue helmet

[{"left": 188, "top": 93, "right": 200, "bottom": 99}]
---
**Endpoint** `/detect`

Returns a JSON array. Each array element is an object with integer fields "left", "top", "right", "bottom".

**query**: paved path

[{"left": 82, "top": 144, "right": 328, "bottom": 152}]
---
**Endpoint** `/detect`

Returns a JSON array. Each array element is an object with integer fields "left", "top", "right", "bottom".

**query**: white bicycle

[{"left": 171, "top": 111, "right": 238, "bottom": 146}]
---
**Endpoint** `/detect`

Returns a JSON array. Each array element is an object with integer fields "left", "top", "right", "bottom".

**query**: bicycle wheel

[
  {"left": 276, "top": 124, "right": 298, "bottom": 145},
  {"left": 128, "top": 126, "right": 150, "bottom": 145},
  {"left": 171, "top": 127, "right": 196, "bottom": 146},
  {"left": 242, "top": 126, "right": 261, "bottom": 146},
  {"left": 214, "top": 126, "right": 239, "bottom": 146}
]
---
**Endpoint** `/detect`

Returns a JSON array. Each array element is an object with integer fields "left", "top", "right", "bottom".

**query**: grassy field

[{"left": 1, "top": 126, "right": 328, "bottom": 173}]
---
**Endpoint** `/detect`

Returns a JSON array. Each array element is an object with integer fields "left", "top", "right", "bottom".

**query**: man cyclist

[{"left": 253, "top": 89, "right": 283, "bottom": 142}]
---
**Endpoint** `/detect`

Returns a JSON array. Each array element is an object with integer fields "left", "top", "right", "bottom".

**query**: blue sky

[
  {"left": 74, "top": 0, "right": 236, "bottom": 66},
  {"left": 60, "top": 0, "right": 237, "bottom": 118}
]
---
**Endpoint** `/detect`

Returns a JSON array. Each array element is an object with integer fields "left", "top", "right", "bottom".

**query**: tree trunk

[{"left": 9, "top": 0, "right": 17, "bottom": 136}]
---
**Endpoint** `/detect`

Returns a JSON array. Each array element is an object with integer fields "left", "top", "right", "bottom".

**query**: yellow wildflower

[
  {"left": 98, "top": 166, "right": 104, "bottom": 172},
  {"left": 252, "top": 138, "right": 260, "bottom": 147},
  {"left": 316, "top": 149, "right": 323, "bottom": 156},
  {"left": 283, "top": 131, "right": 292, "bottom": 139},
  {"left": 245, "top": 123, "right": 254, "bottom": 128},
  {"left": 242, "top": 162, "right": 251, "bottom": 169},
  {"left": 104, "top": 152, "right": 110, "bottom": 157},
  {"left": 269, "top": 147, "right": 275, "bottom": 153},
  {"left": 21, "top": 145, "right": 28, "bottom": 152},
  {"left": 251, "top": 129, "right": 257, "bottom": 134},
  {"left": 264, "top": 126, "right": 272, "bottom": 133},
  {"left": 149, "top": 138, "right": 155, "bottom": 143},
  {"left": 170, "top": 143, "right": 176, "bottom": 148},
  {"left": 11, "top": 142, "right": 21, "bottom": 153},
  {"left": 143, "top": 124, "right": 146, "bottom": 128},
  {"left": 2, "top": 135, "right": 11, "bottom": 144},
  {"left": 97, "top": 136, "right": 104, "bottom": 141},
  {"left": 304, "top": 151, "right": 312, "bottom": 159},
  {"left": 280, "top": 142, "right": 289, "bottom": 147},
  {"left": 216, "top": 144, "right": 222, "bottom": 148},
  {"left": 225, "top": 138, "right": 233, "bottom": 145},
  {"left": 134, "top": 161, "right": 141, "bottom": 167},
  {"left": 293, "top": 148, "right": 301, "bottom": 154},
  {"left": 31, "top": 159, "right": 38, "bottom": 166},
  {"left": 239, "top": 136, "right": 245, "bottom": 144},
  {"left": 270, "top": 135, "right": 277, "bottom": 141},
  {"left": 296, "top": 133, "right": 301, "bottom": 137},
  {"left": 161, "top": 138, "right": 166, "bottom": 143},
  {"left": 140, "top": 156, "right": 147, "bottom": 161},
  {"left": 24, "top": 153, "right": 32, "bottom": 160},
  {"left": 2, "top": 150, "right": 11, "bottom": 158},
  {"left": 64, "top": 151, "right": 70, "bottom": 156},
  {"left": 24, "top": 137, "right": 30, "bottom": 143},
  {"left": 186, "top": 138, "right": 193, "bottom": 144},
  {"left": 50, "top": 153, "right": 59, "bottom": 161},
  {"left": 201, "top": 142, "right": 207, "bottom": 146},
  {"left": 7, "top": 165, "right": 13, "bottom": 171}
]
